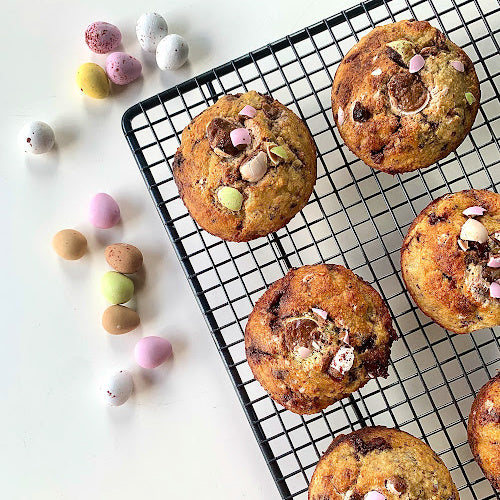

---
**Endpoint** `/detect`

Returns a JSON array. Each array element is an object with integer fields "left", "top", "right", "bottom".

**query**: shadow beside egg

[
  {"left": 52, "top": 118, "right": 80, "bottom": 149},
  {"left": 93, "top": 222, "right": 124, "bottom": 247},
  {"left": 109, "top": 75, "right": 145, "bottom": 100},
  {"left": 24, "top": 146, "right": 60, "bottom": 176},
  {"left": 159, "top": 59, "right": 193, "bottom": 88}
]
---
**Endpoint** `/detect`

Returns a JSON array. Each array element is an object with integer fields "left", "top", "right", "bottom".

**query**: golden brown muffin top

[
  {"left": 401, "top": 189, "right": 500, "bottom": 333},
  {"left": 173, "top": 91, "right": 316, "bottom": 241},
  {"left": 468, "top": 372, "right": 500, "bottom": 490},
  {"left": 331, "top": 20, "right": 480, "bottom": 173},
  {"left": 309, "top": 426, "right": 459, "bottom": 500},
  {"left": 245, "top": 264, "right": 396, "bottom": 414}
]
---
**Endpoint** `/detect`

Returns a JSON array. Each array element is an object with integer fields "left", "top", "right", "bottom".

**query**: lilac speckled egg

[
  {"left": 105, "top": 52, "right": 142, "bottom": 85},
  {"left": 85, "top": 22, "right": 122, "bottom": 54},
  {"left": 89, "top": 193, "right": 121, "bottom": 229},
  {"left": 134, "top": 336, "right": 172, "bottom": 369}
]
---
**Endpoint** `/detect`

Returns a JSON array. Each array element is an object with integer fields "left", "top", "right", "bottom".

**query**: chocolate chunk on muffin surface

[
  {"left": 245, "top": 264, "right": 397, "bottom": 415},
  {"left": 172, "top": 90, "right": 316, "bottom": 241},
  {"left": 309, "top": 426, "right": 459, "bottom": 500},
  {"left": 468, "top": 372, "right": 500, "bottom": 490},
  {"left": 331, "top": 20, "right": 480, "bottom": 174},
  {"left": 401, "top": 189, "right": 500, "bottom": 334}
]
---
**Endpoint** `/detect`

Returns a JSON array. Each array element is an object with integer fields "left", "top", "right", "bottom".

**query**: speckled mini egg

[
  {"left": 52, "top": 229, "right": 87, "bottom": 260},
  {"left": 76, "top": 63, "right": 110, "bottom": 99},
  {"left": 89, "top": 193, "right": 120, "bottom": 229},
  {"left": 102, "top": 370, "right": 133, "bottom": 406},
  {"left": 18, "top": 121, "right": 55, "bottom": 154},
  {"left": 105, "top": 243, "right": 143, "bottom": 274},
  {"left": 156, "top": 34, "right": 189, "bottom": 71},
  {"left": 101, "top": 271, "right": 134, "bottom": 304},
  {"left": 105, "top": 52, "right": 142, "bottom": 85},
  {"left": 102, "top": 305, "right": 140, "bottom": 335},
  {"left": 85, "top": 21, "right": 122, "bottom": 54},
  {"left": 136, "top": 12, "right": 168, "bottom": 53},
  {"left": 134, "top": 336, "right": 172, "bottom": 369}
]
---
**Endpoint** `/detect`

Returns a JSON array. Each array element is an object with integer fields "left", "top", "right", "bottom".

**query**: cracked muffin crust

[
  {"left": 331, "top": 20, "right": 480, "bottom": 174},
  {"left": 309, "top": 426, "right": 459, "bottom": 500},
  {"left": 401, "top": 189, "right": 500, "bottom": 334},
  {"left": 172, "top": 91, "right": 316, "bottom": 241},
  {"left": 468, "top": 372, "right": 500, "bottom": 490},
  {"left": 245, "top": 264, "right": 397, "bottom": 415}
]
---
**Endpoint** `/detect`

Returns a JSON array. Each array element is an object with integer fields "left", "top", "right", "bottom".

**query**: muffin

[
  {"left": 401, "top": 189, "right": 500, "bottom": 334},
  {"left": 245, "top": 264, "right": 397, "bottom": 414},
  {"left": 331, "top": 19, "right": 480, "bottom": 174},
  {"left": 172, "top": 90, "right": 316, "bottom": 241},
  {"left": 468, "top": 372, "right": 500, "bottom": 490},
  {"left": 309, "top": 426, "right": 459, "bottom": 499}
]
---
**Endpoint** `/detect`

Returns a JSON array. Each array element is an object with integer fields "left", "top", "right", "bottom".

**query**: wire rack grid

[{"left": 122, "top": 0, "right": 500, "bottom": 498}]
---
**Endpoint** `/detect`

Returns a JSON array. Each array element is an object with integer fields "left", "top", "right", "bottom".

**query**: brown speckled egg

[
  {"left": 105, "top": 243, "right": 143, "bottom": 274},
  {"left": 102, "top": 305, "right": 140, "bottom": 335},
  {"left": 52, "top": 229, "right": 87, "bottom": 260}
]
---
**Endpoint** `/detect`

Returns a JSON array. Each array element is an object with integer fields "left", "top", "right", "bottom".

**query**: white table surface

[{"left": 1, "top": 1, "right": 363, "bottom": 498}]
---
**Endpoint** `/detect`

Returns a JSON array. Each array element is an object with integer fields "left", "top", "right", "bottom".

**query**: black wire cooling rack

[{"left": 122, "top": 0, "right": 500, "bottom": 498}]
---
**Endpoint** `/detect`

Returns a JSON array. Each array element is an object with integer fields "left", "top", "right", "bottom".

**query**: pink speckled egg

[
  {"left": 85, "top": 22, "right": 122, "bottom": 54},
  {"left": 134, "top": 336, "right": 172, "bottom": 369},
  {"left": 106, "top": 52, "right": 142, "bottom": 85},
  {"left": 89, "top": 193, "right": 121, "bottom": 229}
]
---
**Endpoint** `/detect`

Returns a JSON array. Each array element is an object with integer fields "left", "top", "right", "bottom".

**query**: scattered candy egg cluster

[
  {"left": 51, "top": 193, "right": 173, "bottom": 407},
  {"left": 458, "top": 205, "right": 500, "bottom": 298},
  {"left": 79, "top": 21, "right": 142, "bottom": 99},
  {"left": 100, "top": 243, "right": 142, "bottom": 333},
  {"left": 77, "top": 13, "right": 189, "bottom": 99},
  {"left": 135, "top": 13, "right": 189, "bottom": 71}
]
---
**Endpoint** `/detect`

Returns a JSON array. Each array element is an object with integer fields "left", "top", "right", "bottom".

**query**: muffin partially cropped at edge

[
  {"left": 331, "top": 19, "right": 480, "bottom": 174},
  {"left": 172, "top": 90, "right": 317, "bottom": 242},
  {"left": 468, "top": 372, "right": 500, "bottom": 490},
  {"left": 245, "top": 264, "right": 397, "bottom": 415},
  {"left": 309, "top": 426, "right": 459, "bottom": 499},
  {"left": 401, "top": 189, "right": 500, "bottom": 334}
]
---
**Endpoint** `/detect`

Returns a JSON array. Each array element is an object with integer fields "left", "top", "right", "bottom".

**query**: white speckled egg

[
  {"left": 103, "top": 370, "right": 133, "bottom": 406},
  {"left": 136, "top": 12, "right": 168, "bottom": 53},
  {"left": 18, "top": 121, "right": 55, "bottom": 154},
  {"left": 156, "top": 34, "right": 189, "bottom": 71}
]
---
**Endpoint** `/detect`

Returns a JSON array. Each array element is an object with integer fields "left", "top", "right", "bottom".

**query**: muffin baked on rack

[
  {"left": 468, "top": 372, "right": 500, "bottom": 490},
  {"left": 309, "top": 426, "right": 459, "bottom": 499},
  {"left": 331, "top": 19, "right": 480, "bottom": 174},
  {"left": 401, "top": 189, "right": 500, "bottom": 334},
  {"left": 245, "top": 264, "right": 397, "bottom": 414},
  {"left": 172, "top": 90, "right": 316, "bottom": 241}
]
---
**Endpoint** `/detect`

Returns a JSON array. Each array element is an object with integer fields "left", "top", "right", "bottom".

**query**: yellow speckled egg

[{"left": 76, "top": 63, "right": 110, "bottom": 99}]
